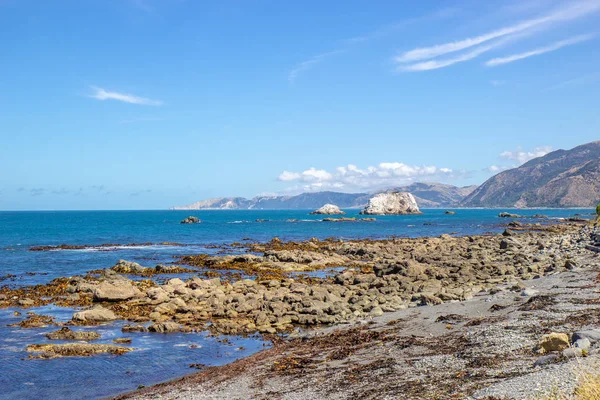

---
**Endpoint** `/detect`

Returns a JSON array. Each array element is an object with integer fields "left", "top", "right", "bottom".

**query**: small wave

[{"left": 227, "top": 220, "right": 251, "bottom": 224}]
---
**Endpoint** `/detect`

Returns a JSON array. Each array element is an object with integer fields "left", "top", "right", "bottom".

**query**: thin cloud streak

[
  {"left": 545, "top": 70, "right": 600, "bottom": 90},
  {"left": 288, "top": 50, "right": 344, "bottom": 83},
  {"left": 485, "top": 33, "right": 595, "bottom": 66},
  {"left": 394, "top": 0, "right": 600, "bottom": 64},
  {"left": 345, "top": 7, "right": 459, "bottom": 44},
  {"left": 89, "top": 86, "right": 163, "bottom": 106}
]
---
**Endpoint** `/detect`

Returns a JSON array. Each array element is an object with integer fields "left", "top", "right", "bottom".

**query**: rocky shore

[
  {"left": 116, "top": 222, "right": 600, "bottom": 400},
  {"left": 1, "top": 220, "right": 599, "bottom": 398}
]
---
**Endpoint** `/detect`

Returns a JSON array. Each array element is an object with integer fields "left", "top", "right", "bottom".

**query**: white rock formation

[
  {"left": 360, "top": 192, "right": 421, "bottom": 215},
  {"left": 310, "top": 204, "right": 345, "bottom": 215}
]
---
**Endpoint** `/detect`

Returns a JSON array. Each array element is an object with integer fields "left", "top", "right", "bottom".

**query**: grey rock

[
  {"left": 562, "top": 348, "right": 583, "bottom": 359},
  {"left": 572, "top": 330, "right": 600, "bottom": 344},
  {"left": 573, "top": 338, "right": 591, "bottom": 351},
  {"left": 520, "top": 289, "right": 539, "bottom": 297},
  {"left": 534, "top": 353, "right": 559, "bottom": 367}
]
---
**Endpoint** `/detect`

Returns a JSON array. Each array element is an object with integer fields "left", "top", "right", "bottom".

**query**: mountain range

[
  {"left": 173, "top": 140, "right": 600, "bottom": 210},
  {"left": 461, "top": 140, "right": 600, "bottom": 208},
  {"left": 172, "top": 183, "right": 476, "bottom": 210}
]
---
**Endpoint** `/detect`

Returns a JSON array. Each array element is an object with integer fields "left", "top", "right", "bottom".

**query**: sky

[{"left": 1, "top": 0, "right": 599, "bottom": 210}]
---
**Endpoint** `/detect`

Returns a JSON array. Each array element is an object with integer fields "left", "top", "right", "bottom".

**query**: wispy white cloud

[
  {"left": 485, "top": 33, "right": 595, "bottom": 66},
  {"left": 89, "top": 86, "right": 163, "bottom": 106},
  {"left": 278, "top": 162, "right": 458, "bottom": 192},
  {"left": 500, "top": 146, "right": 553, "bottom": 164},
  {"left": 490, "top": 80, "right": 508, "bottom": 86},
  {"left": 288, "top": 50, "right": 344, "bottom": 83},
  {"left": 396, "top": 1, "right": 600, "bottom": 63},
  {"left": 394, "top": 1, "right": 600, "bottom": 71},
  {"left": 289, "top": 8, "right": 459, "bottom": 82},
  {"left": 399, "top": 41, "right": 501, "bottom": 72}
]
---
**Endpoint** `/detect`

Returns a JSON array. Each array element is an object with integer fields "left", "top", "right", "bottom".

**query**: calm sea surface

[{"left": 0, "top": 209, "right": 592, "bottom": 399}]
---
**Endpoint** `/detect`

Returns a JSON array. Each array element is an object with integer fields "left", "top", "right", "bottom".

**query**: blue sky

[{"left": 1, "top": 0, "right": 599, "bottom": 210}]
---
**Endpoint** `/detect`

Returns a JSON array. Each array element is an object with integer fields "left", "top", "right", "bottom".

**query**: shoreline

[
  {"left": 1, "top": 220, "right": 598, "bottom": 399},
  {"left": 115, "top": 253, "right": 600, "bottom": 399}
]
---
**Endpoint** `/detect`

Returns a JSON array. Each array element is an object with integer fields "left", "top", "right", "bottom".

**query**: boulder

[
  {"left": 181, "top": 216, "right": 201, "bottom": 224},
  {"left": 534, "top": 354, "right": 559, "bottom": 367},
  {"left": 360, "top": 192, "right": 421, "bottom": 215},
  {"left": 122, "top": 324, "right": 148, "bottom": 333},
  {"left": 72, "top": 305, "right": 117, "bottom": 323},
  {"left": 112, "top": 260, "right": 145, "bottom": 274},
  {"left": 572, "top": 330, "right": 600, "bottom": 344},
  {"left": 520, "top": 289, "right": 539, "bottom": 297},
  {"left": 539, "top": 332, "right": 569, "bottom": 353},
  {"left": 562, "top": 348, "right": 583, "bottom": 359},
  {"left": 310, "top": 204, "right": 345, "bottom": 215},
  {"left": 574, "top": 338, "right": 591, "bottom": 351},
  {"left": 93, "top": 281, "right": 142, "bottom": 302},
  {"left": 498, "top": 212, "right": 521, "bottom": 218},
  {"left": 370, "top": 306, "right": 384, "bottom": 317},
  {"left": 148, "top": 321, "right": 182, "bottom": 333}
]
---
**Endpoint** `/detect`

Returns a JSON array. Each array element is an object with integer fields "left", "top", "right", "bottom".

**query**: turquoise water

[{"left": 0, "top": 208, "right": 593, "bottom": 399}]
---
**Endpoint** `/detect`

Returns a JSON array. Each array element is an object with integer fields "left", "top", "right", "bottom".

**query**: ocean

[{"left": 0, "top": 208, "right": 593, "bottom": 399}]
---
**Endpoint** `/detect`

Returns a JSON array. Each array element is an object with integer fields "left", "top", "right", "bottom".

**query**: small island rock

[
  {"left": 360, "top": 192, "right": 421, "bottom": 215},
  {"left": 180, "top": 216, "right": 201, "bottom": 224},
  {"left": 310, "top": 204, "right": 345, "bottom": 215}
]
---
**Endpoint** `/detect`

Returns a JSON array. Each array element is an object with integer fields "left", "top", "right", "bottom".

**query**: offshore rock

[
  {"left": 360, "top": 192, "right": 421, "bottom": 215},
  {"left": 46, "top": 327, "right": 101, "bottom": 341},
  {"left": 27, "top": 343, "right": 132, "bottom": 359},
  {"left": 180, "top": 216, "right": 201, "bottom": 224},
  {"left": 310, "top": 204, "right": 345, "bottom": 215}
]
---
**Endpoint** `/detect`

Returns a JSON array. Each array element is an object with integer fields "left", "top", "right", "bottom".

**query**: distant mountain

[
  {"left": 387, "top": 182, "right": 477, "bottom": 208},
  {"left": 172, "top": 192, "right": 370, "bottom": 210},
  {"left": 461, "top": 140, "right": 600, "bottom": 208},
  {"left": 171, "top": 183, "right": 475, "bottom": 210}
]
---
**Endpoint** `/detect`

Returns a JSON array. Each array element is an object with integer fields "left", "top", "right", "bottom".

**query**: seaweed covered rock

[
  {"left": 46, "top": 327, "right": 101, "bottom": 341},
  {"left": 27, "top": 343, "right": 132, "bottom": 358},
  {"left": 181, "top": 216, "right": 201, "bottom": 224}
]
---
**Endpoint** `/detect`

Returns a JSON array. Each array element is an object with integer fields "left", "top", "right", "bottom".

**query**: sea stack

[
  {"left": 310, "top": 204, "right": 345, "bottom": 215},
  {"left": 360, "top": 192, "right": 421, "bottom": 215}
]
